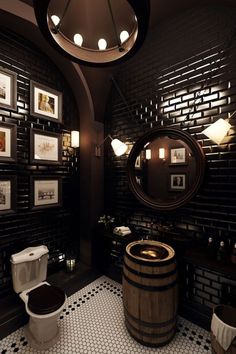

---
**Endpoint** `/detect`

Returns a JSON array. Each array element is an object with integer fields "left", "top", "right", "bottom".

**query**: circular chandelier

[{"left": 33, "top": 0, "right": 150, "bottom": 66}]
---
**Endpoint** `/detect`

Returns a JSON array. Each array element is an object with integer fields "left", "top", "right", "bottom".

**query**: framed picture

[
  {"left": 135, "top": 155, "right": 141, "bottom": 169},
  {"left": 30, "top": 81, "right": 62, "bottom": 123},
  {"left": 170, "top": 147, "right": 186, "bottom": 165},
  {"left": 170, "top": 174, "right": 186, "bottom": 191},
  {"left": 0, "top": 122, "right": 17, "bottom": 162},
  {"left": 0, "top": 176, "right": 16, "bottom": 214},
  {"left": 0, "top": 67, "right": 17, "bottom": 111},
  {"left": 30, "top": 176, "right": 62, "bottom": 210},
  {"left": 30, "top": 128, "right": 62, "bottom": 165},
  {"left": 135, "top": 176, "right": 142, "bottom": 187}
]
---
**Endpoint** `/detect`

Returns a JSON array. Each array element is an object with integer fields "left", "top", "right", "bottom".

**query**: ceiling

[
  {"left": 10, "top": 0, "right": 236, "bottom": 121},
  {"left": 21, "top": 0, "right": 236, "bottom": 30}
]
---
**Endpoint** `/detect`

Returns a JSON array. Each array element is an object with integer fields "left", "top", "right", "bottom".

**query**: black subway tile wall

[
  {"left": 105, "top": 5, "right": 236, "bottom": 325},
  {"left": 0, "top": 28, "right": 79, "bottom": 296}
]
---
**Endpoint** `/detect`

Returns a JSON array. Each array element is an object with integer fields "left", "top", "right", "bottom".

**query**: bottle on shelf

[
  {"left": 231, "top": 243, "right": 236, "bottom": 264},
  {"left": 207, "top": 237, "right": 214, "bottom": 259},
  {"left": 217, "top": 241, "right": 227, "bottom": 263}
]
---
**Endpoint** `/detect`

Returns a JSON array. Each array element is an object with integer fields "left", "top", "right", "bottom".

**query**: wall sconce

[
  {"left": 145, "top": 149, "right": 151, "bottom": 160},
  {"left": 159, "top": 148, "right": 165, "bottom": 160},
  {"left": 95, "top": 134, "right": 127, "bottom": 157},
  {"left": 71, "top": 130, "right": 80, "bottom": 148},
  {"left": 202, "top": 118, "right": 231, "bottom": 145}
]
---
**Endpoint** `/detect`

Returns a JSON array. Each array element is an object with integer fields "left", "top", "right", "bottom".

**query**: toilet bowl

[{"left": 10, "top": 246, "right": 66, "bottom": 350}]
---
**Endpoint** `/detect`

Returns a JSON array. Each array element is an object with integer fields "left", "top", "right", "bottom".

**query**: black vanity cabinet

[{"left": 93, "top": 229, "right": 136, "bottom": 282}]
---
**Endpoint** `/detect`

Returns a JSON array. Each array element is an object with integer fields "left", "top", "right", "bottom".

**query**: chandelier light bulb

[
  {"left": 51, "top": 15, "right": 60, "bottom": 26},
  {"left": 120, "top": 30, "right": 129, "bottom": 44},
  {"left": 98, "top": 38, "right": 107, "bottom": 50},
  {"left": 73, "top": 33, "right": 83, "bottom": 46}
]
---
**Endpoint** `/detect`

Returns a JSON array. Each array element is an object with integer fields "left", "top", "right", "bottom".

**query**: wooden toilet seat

[{"left": 28, "top": 284, "right": 65, "bottom": 315}]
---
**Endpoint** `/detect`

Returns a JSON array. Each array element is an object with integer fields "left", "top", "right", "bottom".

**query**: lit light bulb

[
  {"left": 159, "top": 148, "right": 165, "bottom": 159},
  {"left": 202, "top": 118, "right": 231, "bottom": 145},
  {"left": 98, "top": 38, "right": 107, "bottom": 50},
  {"left": 120, "top": 30, "right": 129, "bottom": 44},
  {"left": 51, "top": 15, "right": 60, "bottom": 26},
  {"left": 111, "top": 139, "right": 127, "bottom": 156},
  {"left": 71, "top": 131, "right": 80, "bottom": 148},
  {"left": 74, "top": 33, "right": 83, "bottom": 46},
  {"left": 145, "top": 149, "right": 151, "bottom": 160}
]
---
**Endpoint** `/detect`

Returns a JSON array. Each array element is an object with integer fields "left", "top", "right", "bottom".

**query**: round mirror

[{"left": 127, "top": 127, "right": 205, "bottom": 211}]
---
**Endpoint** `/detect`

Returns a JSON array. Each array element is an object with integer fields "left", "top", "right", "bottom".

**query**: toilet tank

[{"left": 10, "top": 246, "right": 49, "bottom": 293}]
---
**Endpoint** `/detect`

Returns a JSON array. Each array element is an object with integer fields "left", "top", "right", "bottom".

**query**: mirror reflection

[{"left": 127, "top": 128, "right": 205, "bottom": 210}]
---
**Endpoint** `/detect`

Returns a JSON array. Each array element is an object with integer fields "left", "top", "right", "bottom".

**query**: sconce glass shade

[
  {"left": 202, "top": 118, "right": 231, "bottom": 145},
  {"left": 33, "top": 0, "right": 150, "bottom": 67},
  {"left": 71, "top": 130, "right": 80, "bottom": 148},
  {"left": 145, "top": 149, "right": 151, "bottom": 160},
  {"left": 159, "top": 148, "right": 165, "bottom": 159},
  {"left": 111, "top": 138, "right": 128, "bottom": 156}
]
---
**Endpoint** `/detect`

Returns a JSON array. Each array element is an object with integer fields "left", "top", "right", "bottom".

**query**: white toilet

[{"left": 10, "top": 245, "right": 66, "bottom": 350}]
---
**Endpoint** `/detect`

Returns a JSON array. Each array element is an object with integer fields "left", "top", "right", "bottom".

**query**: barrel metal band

[
  {"left": 124, "top": 306, "right": 178, "bottom": 328},
  {"left": 123, "top": 260, "right": 177, "bottom": 279},
  {"left": 125, "top": 318, "right": 176, "bottom": 338},
  {"left": 125, "top": 251, "right": 176, "bottom": 267},
  {"left": 123, "top": 271, "right": 177, "bottom": 291},
  {"left": 126, "top": 325, "right": 176, "bottom": 348}
]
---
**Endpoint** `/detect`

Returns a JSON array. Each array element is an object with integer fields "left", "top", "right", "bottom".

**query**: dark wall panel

[
  {"left": 0, "top": 28, "right": 79, "bottom": 296},
  {"left": 105, "top": 5, "right": 236, "bottom": 321}
]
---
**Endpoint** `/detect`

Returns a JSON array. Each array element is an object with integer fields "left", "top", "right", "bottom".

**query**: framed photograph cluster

[
  {"left": 0, "top": 68, "right": 64, "bottom": 214},
  {"left": 0, "top": 67, "right": 17, "bottom": 111},
  {"left": 30, "top": 128, "right": 62, "bottom": 165},
  {"left": 0, "top": 176, "right": 16, "bottom": 215},
  {"left": 170, "top": 147, "right": 186, "bottom": 165},
  {"left": 30, "top": 81, "right": 62, "bottom": 123},
  {"left": 0, "top": 121, "right": 17, "bottom": 162},
  {"left": 170, "top": 174, "right": 186, "bottom": 191},
  {"left": 169, "top": 146, "right": 188, "bottom": 191},
  {"left": 30, "top": 176, "right": 62, "bottom": 211}
]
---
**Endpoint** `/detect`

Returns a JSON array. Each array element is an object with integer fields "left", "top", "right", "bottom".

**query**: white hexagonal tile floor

[{"left": 0, "top": 276, "right": 211, "bottom": 353}]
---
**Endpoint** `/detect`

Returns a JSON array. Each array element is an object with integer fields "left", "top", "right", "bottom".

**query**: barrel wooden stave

[{"left": 122, "top": 240, "right": 178, "bottom": 347}]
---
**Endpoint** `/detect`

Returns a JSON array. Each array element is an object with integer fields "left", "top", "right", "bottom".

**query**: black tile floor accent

[{"left": 0, "top": 276, "right": 211, "bottom": 353}]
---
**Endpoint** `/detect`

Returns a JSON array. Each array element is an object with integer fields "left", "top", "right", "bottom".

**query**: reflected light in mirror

[
  {"left": 159, "top": 147, "right": 165, "bottom": 159},
  {"left": 146, "top": 149, "right": 151, "bottom": 160},
  {"left": 202, "top": 118, "right": 231, "bottom": 144}
]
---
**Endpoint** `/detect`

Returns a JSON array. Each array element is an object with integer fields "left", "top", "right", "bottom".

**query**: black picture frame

[
  {"left": 30, "top": 176, "right": 62, "bottom": 210},
  {"left": 0, "top": 175, "right": 17, "bottom": 214},
  {"left": 30, "top": 128, "right": 62, "bottom": 165},
  {"left": 0, "top": 67, "right": 17, "bottom": 111},
  {"left": 0, "top": 121, "right": 17, "bottom": 162},
  {"left": 30, "top": 81, "right": 62, "bottom": 123},
  {"left": 169, "top": 147, "right": 187, "bottom": 165},
  {"left": 135, "top": 154, "right": 143, "bottom": 169},
  {"left": 170, "top": 173, "right": 186, "bottom": 191}
]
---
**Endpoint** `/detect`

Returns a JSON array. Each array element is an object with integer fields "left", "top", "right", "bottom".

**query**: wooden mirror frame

[{"left": 127, "top": 127, "right": 205, "bottom": 211}]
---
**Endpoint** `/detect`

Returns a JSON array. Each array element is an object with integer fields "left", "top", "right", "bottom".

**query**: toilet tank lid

[{"left": 11, "top": 246, "right": 49, "bottom": 264}]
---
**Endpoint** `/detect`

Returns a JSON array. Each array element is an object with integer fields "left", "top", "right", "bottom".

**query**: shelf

[{"left": 183, "top": 248, "right": 236, "bottom": 279}]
